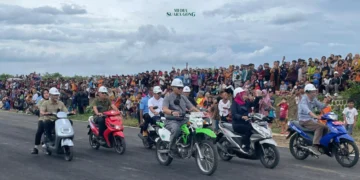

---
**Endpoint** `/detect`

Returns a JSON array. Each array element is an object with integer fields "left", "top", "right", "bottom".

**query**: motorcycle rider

[
  {"left": 41, "top": 87, "right": 73, "bottom": 144},
  {"left": 162, "top": 78, "right": 201, "bottom": 156},
  {"left": 231, "top": 87, "right": 252, "bottom": 153},
  {"left": 139, "top": 87, "right": 153, "bottom": 137},
  {"left": 298, "top": 83, "right": 327, "bottom": 155},
  {"left": 31, "top": 89, "right": 49, "bottom": 154},
  {"left": 92, "top": 86, "right": 120, "bottom": 144}
]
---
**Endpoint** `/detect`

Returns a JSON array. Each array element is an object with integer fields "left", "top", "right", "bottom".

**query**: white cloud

[{"left": 0, "top": 0, "right": 358, "bottom": 75}]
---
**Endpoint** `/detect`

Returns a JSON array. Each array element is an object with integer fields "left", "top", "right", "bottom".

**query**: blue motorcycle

[{"left": 287, "top": 112, "right": 359, "bottom": 167}]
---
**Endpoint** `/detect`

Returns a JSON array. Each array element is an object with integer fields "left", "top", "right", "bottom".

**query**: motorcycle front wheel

[
  {"left": 63, "top": 146, "right": 73, "bottom": 161},
  {"left": 195, "top": 140, "right": 218, "bottom": 176},
  {"left": 289, "top": 134, "right": 309, "bottom": 160},
  {"left": 114, "top": 136, "right": 126, "bottom": 155},
  {"left": 259, "top": 144, "right": 280, "bottom": 169},
  {"left": 334, "top": 139, "right": 359, "bottom": 168}
]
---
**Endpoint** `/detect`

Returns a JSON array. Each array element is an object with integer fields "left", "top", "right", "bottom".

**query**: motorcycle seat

[
  {"left": 222, "top": 122, "right": 245, "bottom": 136},
  {"left": 292, "top": 121, "right": 314, "bottom": 133}
]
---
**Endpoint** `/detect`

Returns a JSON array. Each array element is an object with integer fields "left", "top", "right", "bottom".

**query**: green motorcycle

[{"left": 155, "top": 112, "right": 218, "bottom": 176}]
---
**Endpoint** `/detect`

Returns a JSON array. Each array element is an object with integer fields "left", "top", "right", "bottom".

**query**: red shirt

[{"left": 279, "top": 103, "right": 289, "bottom": 118}]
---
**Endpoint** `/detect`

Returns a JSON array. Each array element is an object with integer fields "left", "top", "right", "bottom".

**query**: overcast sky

[{"left": 0, "top": 0, "right": 358, "bottom": 76}]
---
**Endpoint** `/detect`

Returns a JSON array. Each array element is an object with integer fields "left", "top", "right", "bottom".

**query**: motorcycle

[
  {"left": 42, "top": 111, "right": 75, "bottom": 161},
  {"left": 87, "top": 110, "right": 126, "bottom": 155},
  {"left": 287, "top": 112, "right": 359, "bottom": 167},
  {"left": 216, "top": 113, "right": 280, "bottom": 169},
  {"left": 138, "top": 106, "right": 165, "bottom": 149},
  {"left": 155, "top": 112, "right": 218, "bottom": 176}
]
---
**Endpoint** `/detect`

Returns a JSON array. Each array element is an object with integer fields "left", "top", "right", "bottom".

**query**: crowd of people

[{"left": 0, "top": 53, "right": 359, "bottom": 130}]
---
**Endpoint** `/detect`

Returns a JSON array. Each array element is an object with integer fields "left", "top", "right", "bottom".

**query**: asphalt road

[{"left": 0, "top": 112, "right": 359, "bottom": 180}]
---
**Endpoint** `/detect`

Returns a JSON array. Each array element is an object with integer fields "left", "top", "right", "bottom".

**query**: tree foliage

[
  {"left": 0, "top": 74, "right": 14, "bottom": 81},
  {"left": 341, "top": 81, "right": 360, "bottom": 108}
]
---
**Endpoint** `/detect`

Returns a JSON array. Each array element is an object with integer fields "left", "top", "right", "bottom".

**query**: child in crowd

[
  {"left": 279, "top": 81, "right": 287, "bottom": 96},
  {"left": 277, "top": 97, "right": 289, "bottom": 134},
  {"left": 342, "top": 99, "right": 358, "bottom": 135}
]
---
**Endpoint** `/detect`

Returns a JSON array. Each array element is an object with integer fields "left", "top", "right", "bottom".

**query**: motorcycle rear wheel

[
  {"left": 289, "top": 134, "right": 309, "bottom": 160},
  {"left": 89, "top": 132, "right": 100, "bottom": 150},
  {"left": 156, "top": 140, "right": 173, "bottom": 166},
  {"left": 217, "top": 138, "right": 233, "bottom": 161}
]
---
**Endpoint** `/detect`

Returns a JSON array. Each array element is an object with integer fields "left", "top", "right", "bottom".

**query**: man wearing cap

[{"left": 326, "top": 71, "right": 342, "bottom": 96}]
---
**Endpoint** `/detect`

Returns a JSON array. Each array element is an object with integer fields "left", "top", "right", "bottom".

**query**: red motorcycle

[{"left": 87, "top": 110, "right": 126, "bottom": 154}]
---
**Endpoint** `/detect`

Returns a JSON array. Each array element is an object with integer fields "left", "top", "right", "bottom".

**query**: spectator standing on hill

[{"left": 343, "top": 99, "right": 358, "bottom": 135}]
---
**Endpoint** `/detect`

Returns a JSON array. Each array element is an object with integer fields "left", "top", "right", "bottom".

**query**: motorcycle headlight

[{"left": 61, "top": 128, "right": 71, "bottom": 134}]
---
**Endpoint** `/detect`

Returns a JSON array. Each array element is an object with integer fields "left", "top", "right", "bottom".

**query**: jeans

[
  {"left": 259, "top": 80, "right": 264, "bottom": 89},
  {"left": 214, "top": 120, "right": 219, "bottom": 132},
  {"left": 345, "top": 124, "right": 354, "bottom": 135},
  {"left": 35, "top": 121, "right": 44, "bottom": 145}
]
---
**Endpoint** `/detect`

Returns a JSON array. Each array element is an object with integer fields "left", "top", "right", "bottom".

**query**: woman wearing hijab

[
  {"left": 31, "top": 89, "right": 49, "bottom": 154},
  {"left": 231, "top": 87, "right": 252, "bottom": 152}
]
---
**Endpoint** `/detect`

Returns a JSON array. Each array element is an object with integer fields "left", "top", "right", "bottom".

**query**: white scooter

[
  {"left": 42, "top": 112, "right": 75, "bottom": 161},
  {"left": 216, "top": 113, "right": 280, "bottom": 169}
]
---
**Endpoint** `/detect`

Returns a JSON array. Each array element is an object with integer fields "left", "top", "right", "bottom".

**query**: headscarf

[{"left": 234, "top": 91, "right": 246, "bottom": 105}]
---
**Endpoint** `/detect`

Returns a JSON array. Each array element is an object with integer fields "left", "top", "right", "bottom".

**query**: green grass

[{"left": 71, "top": 112, "right": 139, "bottom": 127}]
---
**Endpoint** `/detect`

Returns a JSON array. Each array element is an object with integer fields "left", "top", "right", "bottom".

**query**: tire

[
  {"left": 334, "top": 139, "right": 359, "bottom": 168},
  {"left": 89, "top": 132, "right": 100, "bottom": 150},
  {"left": 289, "top": 134, "right": 309, "bottom": 160},
  {"left": 156, "top": 140, "right": 173, "bottom": 166},
  {"left": 195, "top": 140, "right": 218, "bottom": 176},
  {"left": 64, "top": 146, "right": 73, "bottom": 161},
  {"left": 259, "top": 144, "right": 280, "bottom": 169},
  {"left": 217, "top": 138, "right": 233, "bottom": 161},
  {"left": 114, "top": 136, "right": 126, "bottom": 155}
]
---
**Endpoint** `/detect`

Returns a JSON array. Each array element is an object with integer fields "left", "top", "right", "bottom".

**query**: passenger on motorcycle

[
  {"left": 92, "top": 86, "right": 120, "bottom": 143},
  {"left": 139, "top": 87, "right": 153, "bottom": 136},
  {"left": 231, "top": 87, "right": 252, "bottom": 152},
  {"left": 162, "top": 78, "right": 201, "bottom": 154},
  {"left": 31, "top": 89, "right": 49, "bottom": 154},
  {"left": 147, "top": 86, "right": 164, "bottom": 122},
  {"left": 41, "top": 87, "right": 73, "bottom": 144},
  {"left": 298, "top": 83, "right": 328, "bottom": 155}
]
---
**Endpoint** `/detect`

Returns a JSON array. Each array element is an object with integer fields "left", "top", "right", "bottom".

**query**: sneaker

[
  {"left": 308, "top": 146, "right": 321, "bottom": 156},
  {"left": 31, "top": 148, "right": 39, "bottom": 154}
]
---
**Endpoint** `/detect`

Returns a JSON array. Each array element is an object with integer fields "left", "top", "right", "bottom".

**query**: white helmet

[
  {"left": 233, "top": 87, "right": 245, "bottom": 98},
  {"left": 49, "top": 87, "right": 60, "bottom": 95},
  {"left": 171, "top": 78, "right": 184, "bottom": 87},
  {"left": 183, "top": 86, "right": 191, "bottom": 93},
  {"left": 98, "top": 86, "right": 108, "bottom": 93},
  {"left": 153, "top": 86, "right": 162, "bottom": 94},
  {"left": 304, "top": 83, "right": 317, "bottom": 92}
]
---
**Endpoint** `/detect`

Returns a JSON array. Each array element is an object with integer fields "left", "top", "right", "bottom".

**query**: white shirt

[
  {"left": 148, "top": 97, "right": 163, "bottom": 117},
  {"left": 323, "top": 78, "right": 332, "bottom": 85},
  {"left": 126, "top": 99, "right": 132, "bottom": 109},
  {"left": 343, "top": 107, "right": 358, "bottom": 124},
  {"left": 32, "top": 93, "right": 38, "bottom": 102},
  {"left": 218, "top": 99, "right": 231, "bottom": 117}
]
